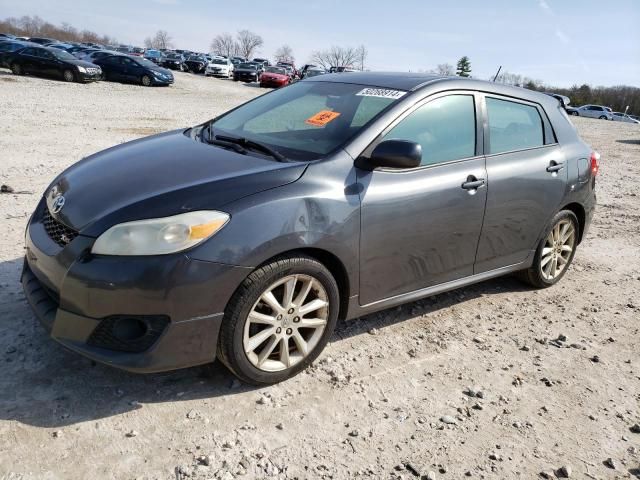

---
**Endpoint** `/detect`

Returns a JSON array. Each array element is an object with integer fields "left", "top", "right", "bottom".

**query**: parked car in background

[
  {"left": 205, "top": 56, "right": 234, "bottom": 77},
  {"left": 0, "top": 33, "right": 16, "bottom": 39},
  {"left": 231, "top": 56, "right": 246, "bottom": 65},
  {"left": 73, "top": 48, "right": 100, "bottom": 61},
  {"left": 276, "top": 62, "right": 296, "bottom": 79},
  {"left": 144, "top": 49, "right": 164, "bottom": 65},
  {"left": 161, "top": 52, "right": 185, "bottom": 71},
  {"left": 233, "top": 62, "right": 261, "bottom": 82},
  {"left": 47, "top": 43, "right": 74, "bottom": 51},
  {"left": 252, "top": 57, "right": 270, "bottom": 66},
  {"left": 93, "top": 54, "right": 173, "bottom": 86},
  {"left": 8, "top": 45, "right": 102, "bottom": 82},
  {"left": 27, "top": 37, "right": 58, "bottom": 45},
  {"left": 184, "top": 55, "right": 208, "bottom": 73},
  {"left": 0, "top": 40, "right": 36, "bottom": 66},
  {"left": 131, "top": 47, "right": 145, "bottom": 57},
  {"left": 259, "top": 65, "right": 290, "bottom": 88},
  {"left": 612, "top": 112, "right": 640, "bottom": 124},
  {"left": 22, "top": 73, "right": 597, "bottom": 385},
  {"left": 566, "top": 104, "right": 613, "bottom": 120},
  {"left": 329, "top": 66, "right": 357, "bottom": 73},
  {"left": 302, "top": 67, "right": 325, "bottom": 79}
]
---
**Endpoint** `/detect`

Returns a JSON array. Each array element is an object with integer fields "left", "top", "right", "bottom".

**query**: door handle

[
  {"left": 546, "top": 161, "right": 564, "bottom": 173},
  {"left": 461, "top": 176, "right": 486, "bottom": 190}
]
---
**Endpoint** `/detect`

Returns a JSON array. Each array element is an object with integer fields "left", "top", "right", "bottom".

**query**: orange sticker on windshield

[{"left": 305, "top": 110, "right": 341, "bottom": 127}]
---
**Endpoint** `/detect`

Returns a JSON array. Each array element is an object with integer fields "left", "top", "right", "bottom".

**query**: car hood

[
  {"left": 262, "top": 73, "right": 288, "bottom": 80},
  {"left": 61, "top": 58, "right": 100, "bottom": 69},
  {"left": 45, "top": 130, "right": 307, "bottom": 236}
]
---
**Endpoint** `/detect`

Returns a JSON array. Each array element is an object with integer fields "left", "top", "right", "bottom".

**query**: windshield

[
  {"left": 188, "top": 56, "right": 204, "bottom": 61},
  {"left": 135, "top": 57, "right": 159, "bottom": 68},
  {"left": 167, "top": 54, "right": 181, "bottom": 59},
  {"left": 51, "top": 49, "right": 77, "bottom": 61},
  {"left": 239, "top": 63, "right": 256, "bottom": 69},
  {"left": 211, "top": 58, "right": 226, "bottom": 64},
  {"left": 265, "top": 67, "right": 286, "bottom": 74},
  {"left": 211, "top": 81, "right": 403, "bottom": 161}
]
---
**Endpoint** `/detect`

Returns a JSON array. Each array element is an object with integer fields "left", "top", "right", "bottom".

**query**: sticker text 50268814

[{"left": 355, "top": 88, "right": 407, "bottom": 99}]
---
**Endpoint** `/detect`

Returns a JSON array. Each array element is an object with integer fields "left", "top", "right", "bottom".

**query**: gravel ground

[{"left": 0, "top": 71, "right": 639, "bottom": 480}]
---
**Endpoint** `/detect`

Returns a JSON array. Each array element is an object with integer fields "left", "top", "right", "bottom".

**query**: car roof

[{"left": 308, "top": 72, "right": 562, "bottom": 106}]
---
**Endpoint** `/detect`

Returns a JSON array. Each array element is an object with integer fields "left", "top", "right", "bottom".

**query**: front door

[
  {"left": 474, "top": 95, "right": 568, "bottom": 273},
  {"left": 358, "top": 93, "right": 487, "bottom": 305}
]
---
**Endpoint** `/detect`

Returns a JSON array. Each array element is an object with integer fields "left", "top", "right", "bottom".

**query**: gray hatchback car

[{"left": 23, "top": 73, "right": 597, "bottom": 385}]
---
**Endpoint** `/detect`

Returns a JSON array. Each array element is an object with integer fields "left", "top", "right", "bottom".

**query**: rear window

[{"left": 486, "top": 97, "right": 544, "bottom": 154}]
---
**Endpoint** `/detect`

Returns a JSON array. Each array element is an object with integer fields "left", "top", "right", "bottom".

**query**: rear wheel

[
  {"left": 10, "top": 63, "right": 22, "bottom": 75},
  {"left": 141, "top": 75, "right": 152, "bottom": 87},
  {"left": 62, "top": 69, "right": 75, "bottom": 82},
  {"left": 518, "top": 210, "right": 579, "bottom": 288},
  {"left": 217, "top": 255, "right": 339, "bottom": 385}
]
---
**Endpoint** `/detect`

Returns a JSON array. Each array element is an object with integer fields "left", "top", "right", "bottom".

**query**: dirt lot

[{"left": 0, "top": 71, "right": 639, "bottom": 480}]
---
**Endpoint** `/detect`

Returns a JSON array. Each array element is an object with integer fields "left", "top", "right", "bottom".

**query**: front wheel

[
  {"left": 10, "top": 63, "right": 22, "bottom": 75},
  {"left": 518, "top": 210, "right": 579, "bottom": 288},
  {"left": 598, "top": 115, "right": 608, "bottom": 120},
  {"left": 141, "top": 75, "right": 152, "bottom": 87},
  {"left": 571, "top": 111, "right": 579, "bottom": 116},
  {"left": 217, "top": 255, "right": 340, "bottom": 385},
  {"left": 63, "top": 69, "right": 76, "bottom": 82}
]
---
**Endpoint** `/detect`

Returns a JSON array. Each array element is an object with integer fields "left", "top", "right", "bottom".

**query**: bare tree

[
  {"left": 236, "top": 30, "right": 263, "bottom": 60},
  {"left": 211, "top": 33, "right": 238, "bottom": 57},
  {"left": 355, "top": 45, "right": 368, "bottom": 71},
  {"left": 274, "top": 45, "right": 294, "bottom": 64},
  {"left": 310, "top": 46, "right": 359, "bottom": 70},
  {"left": 434, "top": 63, "right": 455, "bottom": 76}
]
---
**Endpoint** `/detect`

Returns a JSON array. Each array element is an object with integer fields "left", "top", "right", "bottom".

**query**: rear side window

[
  {"left": 381, "top": 95, "right": 476, "bottom": 167},
  {"left": 486, "top": 97, "right": 544, "bottom": 154}
]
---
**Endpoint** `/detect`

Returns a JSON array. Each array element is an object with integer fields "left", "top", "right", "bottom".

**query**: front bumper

[
  {"left": 78, "top": 71, "right": 102, "bottom": 82},
  {"left": 22, "top": 202, "right": 251, "bottom": 372}
]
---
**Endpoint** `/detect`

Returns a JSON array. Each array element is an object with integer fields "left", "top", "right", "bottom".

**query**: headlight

[
  {"left": 77, "top": 66, "right": 87, "bottom": 73},
  {"left": 91, "top": 211, "right": 229, "bottom": 256}
]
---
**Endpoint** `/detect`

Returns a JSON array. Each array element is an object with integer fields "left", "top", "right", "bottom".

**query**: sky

[{"left": 1, "top": 0, "right": 638, "bottom": 87}]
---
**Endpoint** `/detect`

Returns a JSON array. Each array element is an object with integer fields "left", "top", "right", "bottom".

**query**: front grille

[
  {"left": 43, "top": 208, "right": 79, "bottom": 247},
  {"left": 87, "top": 316, "right": 170, "bottom": 353},
  {"left": 85, "top": 67, "right": 100, "bottom": 75}
]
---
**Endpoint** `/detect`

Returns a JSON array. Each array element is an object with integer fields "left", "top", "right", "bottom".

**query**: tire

[
  {"left": 141, "top": 75, "right": 152, "bottom": 87},
  {"left": 62, "top": 69, "right": 75, "bottom": 82},
  {"left": 518, "top": 210, "right": 579, "bottom": 288},
  {"left": 217, "top": 255, "right": 340, "bottom": 385},
  {"left": 10, "top": 63, "right": 22, "bottom": 75},
  {"left": 571, "top": 111, "right": 579, "bottom": 116},
  {"left": 598, "top": 115, "right": 607, "bottom": 120}
]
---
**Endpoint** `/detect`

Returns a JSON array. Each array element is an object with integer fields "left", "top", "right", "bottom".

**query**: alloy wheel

[
  {"left": 243, "top": 274, "right": 329, "bottom": 372},
  {"left": 63, "top": 70, "right": 74, "bottom": 82},
  {"left": 141, "top": 75, "right": 152, "bottom": 87},
  {"left": 540, "top": 219, "right": 576, "bottom": 281}
]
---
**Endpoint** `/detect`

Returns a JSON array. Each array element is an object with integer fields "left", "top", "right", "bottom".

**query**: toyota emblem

[{"left": 51, "top": 194, "right": 66, "bottom": 214}]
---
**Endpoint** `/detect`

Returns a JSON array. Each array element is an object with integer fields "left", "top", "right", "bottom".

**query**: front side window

[
  {"left": 486, "top": 97, "right": 544, "bottom": 154},
  {"left": 380, "top": 95, "right": 476, "bottom": 167}
]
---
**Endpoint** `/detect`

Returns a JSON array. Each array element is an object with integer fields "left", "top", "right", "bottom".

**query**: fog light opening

[{"left": 112, "top": 317, "right": 148, "bottom": 342}]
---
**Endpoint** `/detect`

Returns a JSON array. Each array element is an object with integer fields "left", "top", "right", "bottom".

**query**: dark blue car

[{"left": 93, "top": 54, "right": 174, "bottom": 86}]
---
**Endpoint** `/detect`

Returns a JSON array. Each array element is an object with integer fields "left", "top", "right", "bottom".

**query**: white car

[
  {"left": 205, "top": 57, "right": 234, "bottom": 78},
  {"left": 568, "top": 104, "right": 613, "bottom": 120},
  {"left": 612, "top": 112, "right": 640, "bottom": 124}
]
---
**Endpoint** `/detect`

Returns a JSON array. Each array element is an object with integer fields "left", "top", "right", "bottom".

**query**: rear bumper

[{"left": 22, "top": 203, "right": 251, "bottom": 372}]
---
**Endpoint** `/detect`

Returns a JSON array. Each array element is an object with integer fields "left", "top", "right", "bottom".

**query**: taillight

[{"left": 590, "top": 151, "right": 600, "bottom": 176}]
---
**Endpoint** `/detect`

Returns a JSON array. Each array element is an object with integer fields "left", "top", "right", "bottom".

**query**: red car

[{"left": 259, "top": 66, "right": 290, "bottom": 88}]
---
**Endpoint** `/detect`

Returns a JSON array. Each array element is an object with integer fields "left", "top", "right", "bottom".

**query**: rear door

[
  {"left": 358, "top": 92, "right": 487, "bottom": 305},
  {"left": 474, "top": 95, "right": 568, "bottom": 273}
]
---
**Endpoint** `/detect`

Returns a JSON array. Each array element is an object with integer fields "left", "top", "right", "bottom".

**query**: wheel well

[
  {"left": 561, "top": 202, "right": 586, "bottom": 243},
  {"left": 259, "top": 248, "right": 351, "bottom": 320}
]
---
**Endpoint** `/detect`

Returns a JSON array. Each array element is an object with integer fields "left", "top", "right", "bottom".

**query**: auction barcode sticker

[{"left": 356, "top": 88, "right": 407, "bottom": 99}]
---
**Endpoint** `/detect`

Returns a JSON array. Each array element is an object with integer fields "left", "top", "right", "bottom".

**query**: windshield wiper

[{"left": 215, "top": 134, "right": 287, "bottom": 162}]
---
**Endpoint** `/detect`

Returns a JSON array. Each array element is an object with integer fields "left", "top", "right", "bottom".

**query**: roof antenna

[{"left": 492, "top": 65, "right": 502, "bottom": 82}]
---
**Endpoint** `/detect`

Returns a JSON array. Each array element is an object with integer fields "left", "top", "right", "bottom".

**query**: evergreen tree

[{"left": 456, "top": 56, "right": 471, "bottom": 77}]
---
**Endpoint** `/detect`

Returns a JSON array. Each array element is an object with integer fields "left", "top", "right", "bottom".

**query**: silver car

[
  {"left": 612, "top": 112, "right": 640, "bottom": 124},
  {"left": 568, "top": 104, "right": 613, "bottom": 120}
]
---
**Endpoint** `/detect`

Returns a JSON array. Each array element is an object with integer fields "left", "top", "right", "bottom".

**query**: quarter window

[
  {"left": 486, "top": 97, "right": 544, "bottom": 154},
  {"left": 380, "top": 95, "right": 476, "bottom": 167}
]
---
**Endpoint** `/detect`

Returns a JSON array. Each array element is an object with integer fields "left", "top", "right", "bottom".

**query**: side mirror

[{"left": 361, "top": 139, "right": 422, "bottom": 170}]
